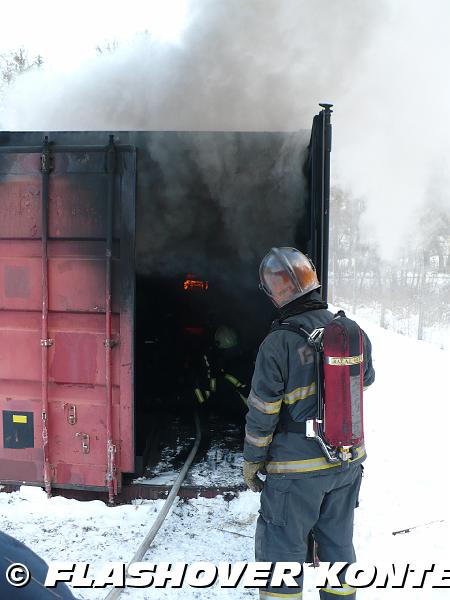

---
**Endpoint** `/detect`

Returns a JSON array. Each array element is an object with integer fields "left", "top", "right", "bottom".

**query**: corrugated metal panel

[{"left": 0, "top": 141, "right": 135, "bottom": 497}]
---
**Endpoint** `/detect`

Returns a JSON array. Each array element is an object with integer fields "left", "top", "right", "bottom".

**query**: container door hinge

[{"left": 75, "top": 432, "right": 90, "bottom": 454}]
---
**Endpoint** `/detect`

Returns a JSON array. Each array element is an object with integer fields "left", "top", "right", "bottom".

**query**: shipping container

[{"left": 0, "top": 106, "right": 332, "bottom": 501}]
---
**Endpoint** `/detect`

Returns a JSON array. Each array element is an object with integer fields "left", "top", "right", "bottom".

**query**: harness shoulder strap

[
  {"left": 270, "top": 318, "right": 312, "bottom": 339},
  {"left": 270, "top": 319, "right": 319, "bottom": 435}
]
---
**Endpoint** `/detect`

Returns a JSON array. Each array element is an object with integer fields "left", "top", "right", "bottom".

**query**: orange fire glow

[{"left": 183, "top": 279, "right": 209, "bottom": 291}]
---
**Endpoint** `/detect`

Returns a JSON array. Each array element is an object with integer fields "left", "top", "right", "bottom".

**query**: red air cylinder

[{"left": 322, "top": 315, "right": 364, "bottom": 448}]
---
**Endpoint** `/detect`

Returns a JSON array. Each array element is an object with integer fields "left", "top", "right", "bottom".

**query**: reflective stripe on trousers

[
  {"left": 320, "top": 583, "right": 356, "bottom": 597},
  {"left": 260, "top": 591, "right": 302, "bottom": 599}
]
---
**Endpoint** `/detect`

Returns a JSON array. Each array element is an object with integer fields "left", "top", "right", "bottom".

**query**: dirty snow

[
  {"left": 1, "top": 315, "right": 449, "bottom": 599},
  {"left": 136, "top": 446, "right": 245, "bottom": 487},
  {"left": 134, "top": 420, "right": 245, "bottom": 487}
]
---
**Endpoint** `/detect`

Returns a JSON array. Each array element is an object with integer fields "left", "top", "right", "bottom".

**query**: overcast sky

[{"left": 0, "top": 0, "right": 188, "bottom": 67}]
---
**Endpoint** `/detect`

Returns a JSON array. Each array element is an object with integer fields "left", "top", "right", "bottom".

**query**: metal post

[
  {"left": 105, "top": 135, "right": 117, "bottom": 503},
  {"left": 40, "top": 137, "right": 53, "bottom": 497}
]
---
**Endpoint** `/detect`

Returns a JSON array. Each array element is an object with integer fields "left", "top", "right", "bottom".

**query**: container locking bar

[
  {"left": 40, "top": 137, "right": 53, "bottom": 497},
  {"left": 105, "top": 135, "right": 118, "bottom": 503}
]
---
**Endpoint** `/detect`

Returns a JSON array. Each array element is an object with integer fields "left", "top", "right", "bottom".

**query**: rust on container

[{"left": 0, "top": 135, "right": 136, "bottom": 497}]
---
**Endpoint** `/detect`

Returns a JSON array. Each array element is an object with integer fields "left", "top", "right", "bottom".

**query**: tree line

[{"left": 329, "top": 187, "right": 450, "bottom": 343}]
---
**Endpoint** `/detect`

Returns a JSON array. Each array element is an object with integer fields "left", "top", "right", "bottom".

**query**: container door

[
  {"left": 306, "top": 104, "right": 332, "bottom": 300},
  {"left": 0, "top": 140, "right": 135, "bottom": 496}
]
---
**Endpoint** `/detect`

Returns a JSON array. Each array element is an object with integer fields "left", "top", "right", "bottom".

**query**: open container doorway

[{"left": 132, "top": 127, "right": 324, "bottom": 487}]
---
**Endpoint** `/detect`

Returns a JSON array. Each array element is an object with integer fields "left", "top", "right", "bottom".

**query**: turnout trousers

[{"left": 255, "top": 463, "right": 363, "bottom": 599}]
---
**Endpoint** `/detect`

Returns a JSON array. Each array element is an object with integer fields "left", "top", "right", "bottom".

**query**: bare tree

[
  {"left": 329, "top": 186, "right": 450, "bottom": 344},
  {"left": 95, "top": 40, "right": 120, "bottom": 55},
  {"left": 0, "top": 48, "right": 43, "bottom": 87}
]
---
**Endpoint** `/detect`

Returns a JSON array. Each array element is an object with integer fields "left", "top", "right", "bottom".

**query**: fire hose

[{"left": 104, "top": 412, "right": 202, "bottom": 600}]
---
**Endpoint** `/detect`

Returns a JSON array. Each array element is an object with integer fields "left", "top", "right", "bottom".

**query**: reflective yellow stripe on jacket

[
  {"left": 266, "top": 445, "right": 366, "bottom": 474},
  {"left": 194, "top": 388, "right": 210, "bottom": 404},
  {"left": 248, "top": 390, "right": 282, "bottom": 415},
  {"left": 224, "top": 373, "right": 248, "bottom": 405},
  {"left": 224, "top": 373, "right": 245, "bottom": 388},
  {"left": 245, "top": 428, "right": 273, "bottom": 448},
  {"left": 283, "top": 381, "right": 316, "bottom": 405}
]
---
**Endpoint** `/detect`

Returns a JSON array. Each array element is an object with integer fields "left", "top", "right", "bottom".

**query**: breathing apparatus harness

[{"left": 272, "top": 310, "right": 365, "bottom": 465}]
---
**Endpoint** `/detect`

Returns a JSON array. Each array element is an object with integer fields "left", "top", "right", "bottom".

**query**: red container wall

[{"left": 0, "top": 146, "right": 135, "bottom": 492}]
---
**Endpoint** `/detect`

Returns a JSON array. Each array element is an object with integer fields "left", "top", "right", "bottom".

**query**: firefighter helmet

[
  {"left": 214, "top": 326, "right": 238, "bottom": 350},
  {"left": 259, "top": 247, "right": 320, "bottom": 308}
]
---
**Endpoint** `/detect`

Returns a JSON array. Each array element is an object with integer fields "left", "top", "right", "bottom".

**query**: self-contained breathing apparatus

[
  {"left": 272, "top": 310, "right": 365, "bottom": 464},
  {"left": 259, "top": 247, "right": 365, "bottom": 464}
]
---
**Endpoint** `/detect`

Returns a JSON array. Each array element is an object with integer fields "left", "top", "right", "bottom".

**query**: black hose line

[{"left": 104, "top": 412, "right": 202, "bottom": 600}]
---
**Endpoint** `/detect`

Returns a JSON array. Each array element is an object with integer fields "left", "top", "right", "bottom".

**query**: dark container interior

[{"left": 131, "top": 130, "right": 314, "bottom": 478}]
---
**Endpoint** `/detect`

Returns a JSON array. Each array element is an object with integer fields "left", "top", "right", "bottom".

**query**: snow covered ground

[
  {"left": 338, "top": 300, "right": 450, "bottom": 352},
  {"left": 1, "top": 314, "right": 449, "bottom": 599}
]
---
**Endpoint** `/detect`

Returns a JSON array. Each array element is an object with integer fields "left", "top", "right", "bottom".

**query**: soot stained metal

[{"left": 0, "top": 106, "right": 331, "bottom": 499}]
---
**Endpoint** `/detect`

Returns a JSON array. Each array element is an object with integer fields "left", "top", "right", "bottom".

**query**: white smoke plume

[
  {"left": 334, "top": 1, "right": 450, "bottom": 257},
  {"left": 0, "top": 0, "right": 383, "bottom": 131},
  {"left": 0, "top": 0, "right": 449, "bottom": 257}
]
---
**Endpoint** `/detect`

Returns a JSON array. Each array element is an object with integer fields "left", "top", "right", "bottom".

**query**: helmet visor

[{"left": 259, "top": 247, "right": 319, "bottom": 307}]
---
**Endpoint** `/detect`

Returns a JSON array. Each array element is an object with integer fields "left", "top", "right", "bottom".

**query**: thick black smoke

[{"left": 133, "top": 130, "right": 309, "bottom": 279}]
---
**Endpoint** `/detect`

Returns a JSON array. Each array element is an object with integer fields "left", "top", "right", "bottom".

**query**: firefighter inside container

[
  {"left": 192, "top": 324, "right": 249, "bottom": 458},
  {"left": 243, "top": 247, "right": 375, "bottom": 600},
  {"left": 194, "top": 325, "right": 249, "bottom": 409}
]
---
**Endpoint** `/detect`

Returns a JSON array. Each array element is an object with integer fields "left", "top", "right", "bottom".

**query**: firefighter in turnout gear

[
  {"left": 243, "top": 248, "right": 375, "bottom": 600},
  {"left": 193, "top": 325, "right": 249, "bottom": 460},
  {"left": 194, "top": 326, "right": 249, "bottom": 410}
]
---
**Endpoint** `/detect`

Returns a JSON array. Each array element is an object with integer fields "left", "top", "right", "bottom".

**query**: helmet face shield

[{"left": 259, "top": 247, "right": 320, "bottom": 308}]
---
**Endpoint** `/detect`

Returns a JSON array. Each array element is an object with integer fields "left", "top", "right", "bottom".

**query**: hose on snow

[{"left": 104, "top": 412, "right": 202, "bottom": 600}]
